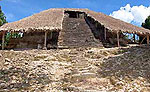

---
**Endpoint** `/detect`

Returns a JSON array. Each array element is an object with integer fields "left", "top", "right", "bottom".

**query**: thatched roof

[
  {"left": 86, "top": 10, "right": 150, "bottom": 36},
  {"left": 0, "top": 8, "right": 64, "bottom": 32},
  {"left": 0, "top": 8, "right": 150, "bottom": 36}
]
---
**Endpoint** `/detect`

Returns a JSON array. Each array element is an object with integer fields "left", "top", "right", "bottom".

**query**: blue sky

[{"left": 0, "top": 0, "right": 150, "bottom": 26}]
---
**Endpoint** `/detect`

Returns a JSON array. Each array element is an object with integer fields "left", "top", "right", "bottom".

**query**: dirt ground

[{"left": 0, "top": 45, "right": 150, "bottom": 92}]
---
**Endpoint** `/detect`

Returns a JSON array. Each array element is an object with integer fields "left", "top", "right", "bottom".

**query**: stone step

[{"left": 59, "top": 17, "right": 103, "bottom": 48}]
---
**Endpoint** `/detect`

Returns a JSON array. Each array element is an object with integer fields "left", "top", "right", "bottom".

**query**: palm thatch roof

[
  {"left": 0, "top": 8, "right": 64, "bottom": 32},
  {"left": 86, "top": 10, "right": 150, "bottom": 36},
  {"left": 0, "top": 8, "right": 149, "bottom": 36}
]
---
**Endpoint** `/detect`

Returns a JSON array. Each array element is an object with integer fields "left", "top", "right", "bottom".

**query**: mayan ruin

[
  {"left": 1, "top": 1, "right": 150, "bottom": 91},
  {"left": 0, "top": 8, "right": 149, "bottom": 50}
]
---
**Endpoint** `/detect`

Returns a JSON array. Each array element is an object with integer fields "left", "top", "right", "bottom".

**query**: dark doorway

[
  {"left": 64, "top": 11, "right": 85, "bottom": 18},
  {"left": 47, "top": 31, "right": 59, "bottom": 49}
]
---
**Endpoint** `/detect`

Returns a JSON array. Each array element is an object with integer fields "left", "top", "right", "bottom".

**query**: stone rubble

[{"left": 0, "top": 45, "right": 150, "bottom": 91}]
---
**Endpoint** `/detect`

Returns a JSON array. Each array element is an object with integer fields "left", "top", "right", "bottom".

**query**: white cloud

[{"left": 110, "top": 4, "right": 150, "bottom": 26}]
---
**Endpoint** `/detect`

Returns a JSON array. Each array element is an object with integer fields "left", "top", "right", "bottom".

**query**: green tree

[
  {"left": 0, "top": 6, "right": 7, "bottom": 26},
  {"left": 142, "top": 16, "right": 150, "bottom": 29},
  {"left": 140, "top": 15, "right": 150, "bottom": 43}
]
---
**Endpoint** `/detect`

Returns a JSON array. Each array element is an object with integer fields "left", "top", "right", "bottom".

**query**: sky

[{"left": 0, "top": 0, "right": 150, "bottom": 26}]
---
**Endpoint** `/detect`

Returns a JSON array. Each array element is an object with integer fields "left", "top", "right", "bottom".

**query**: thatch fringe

[{"left": 0, "top": 27, "right": 61, "bottom": 33}]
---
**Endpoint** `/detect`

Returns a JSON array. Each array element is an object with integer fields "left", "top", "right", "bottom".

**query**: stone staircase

[{"left": 58, "top": 17, "right": 103, "bottom": 48}]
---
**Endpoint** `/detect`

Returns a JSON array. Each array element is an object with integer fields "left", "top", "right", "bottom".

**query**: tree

[
  {"left": 140, "top": 16, "right": 150, "bottom": 43},
  {"left": 142, "top": 16, "right": 150, "bottom": 29},
  {"left": 0, "top": 6, "right": 7, "bottom": 26}
]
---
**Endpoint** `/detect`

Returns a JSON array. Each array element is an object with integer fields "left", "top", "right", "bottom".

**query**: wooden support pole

[
  {"left": 147, "top": 34, "right": 149, "bottom": 45},
  {"left": 50, "top": 32, "right": 52, "bottom": 39},
  {"left": 76, "top": 13, "right": 78, "bottom": 18},
  {"left": 104, "top": 28, "right": 107, "bottom": 40},
  {"left": 117, "top": 31, "right": 120, "bottom": 47},
  {"left": 43, "top": 31, "right": 48, "bottom": 50},
  {"left": 133, "top": 34, "right": 136, "bottom": 43},
  {"left": 2, "top": 32, "right": 5, "bottom": 50},
  {"left": 139, "top": 36, "right": 146, "bottom": 45}
]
